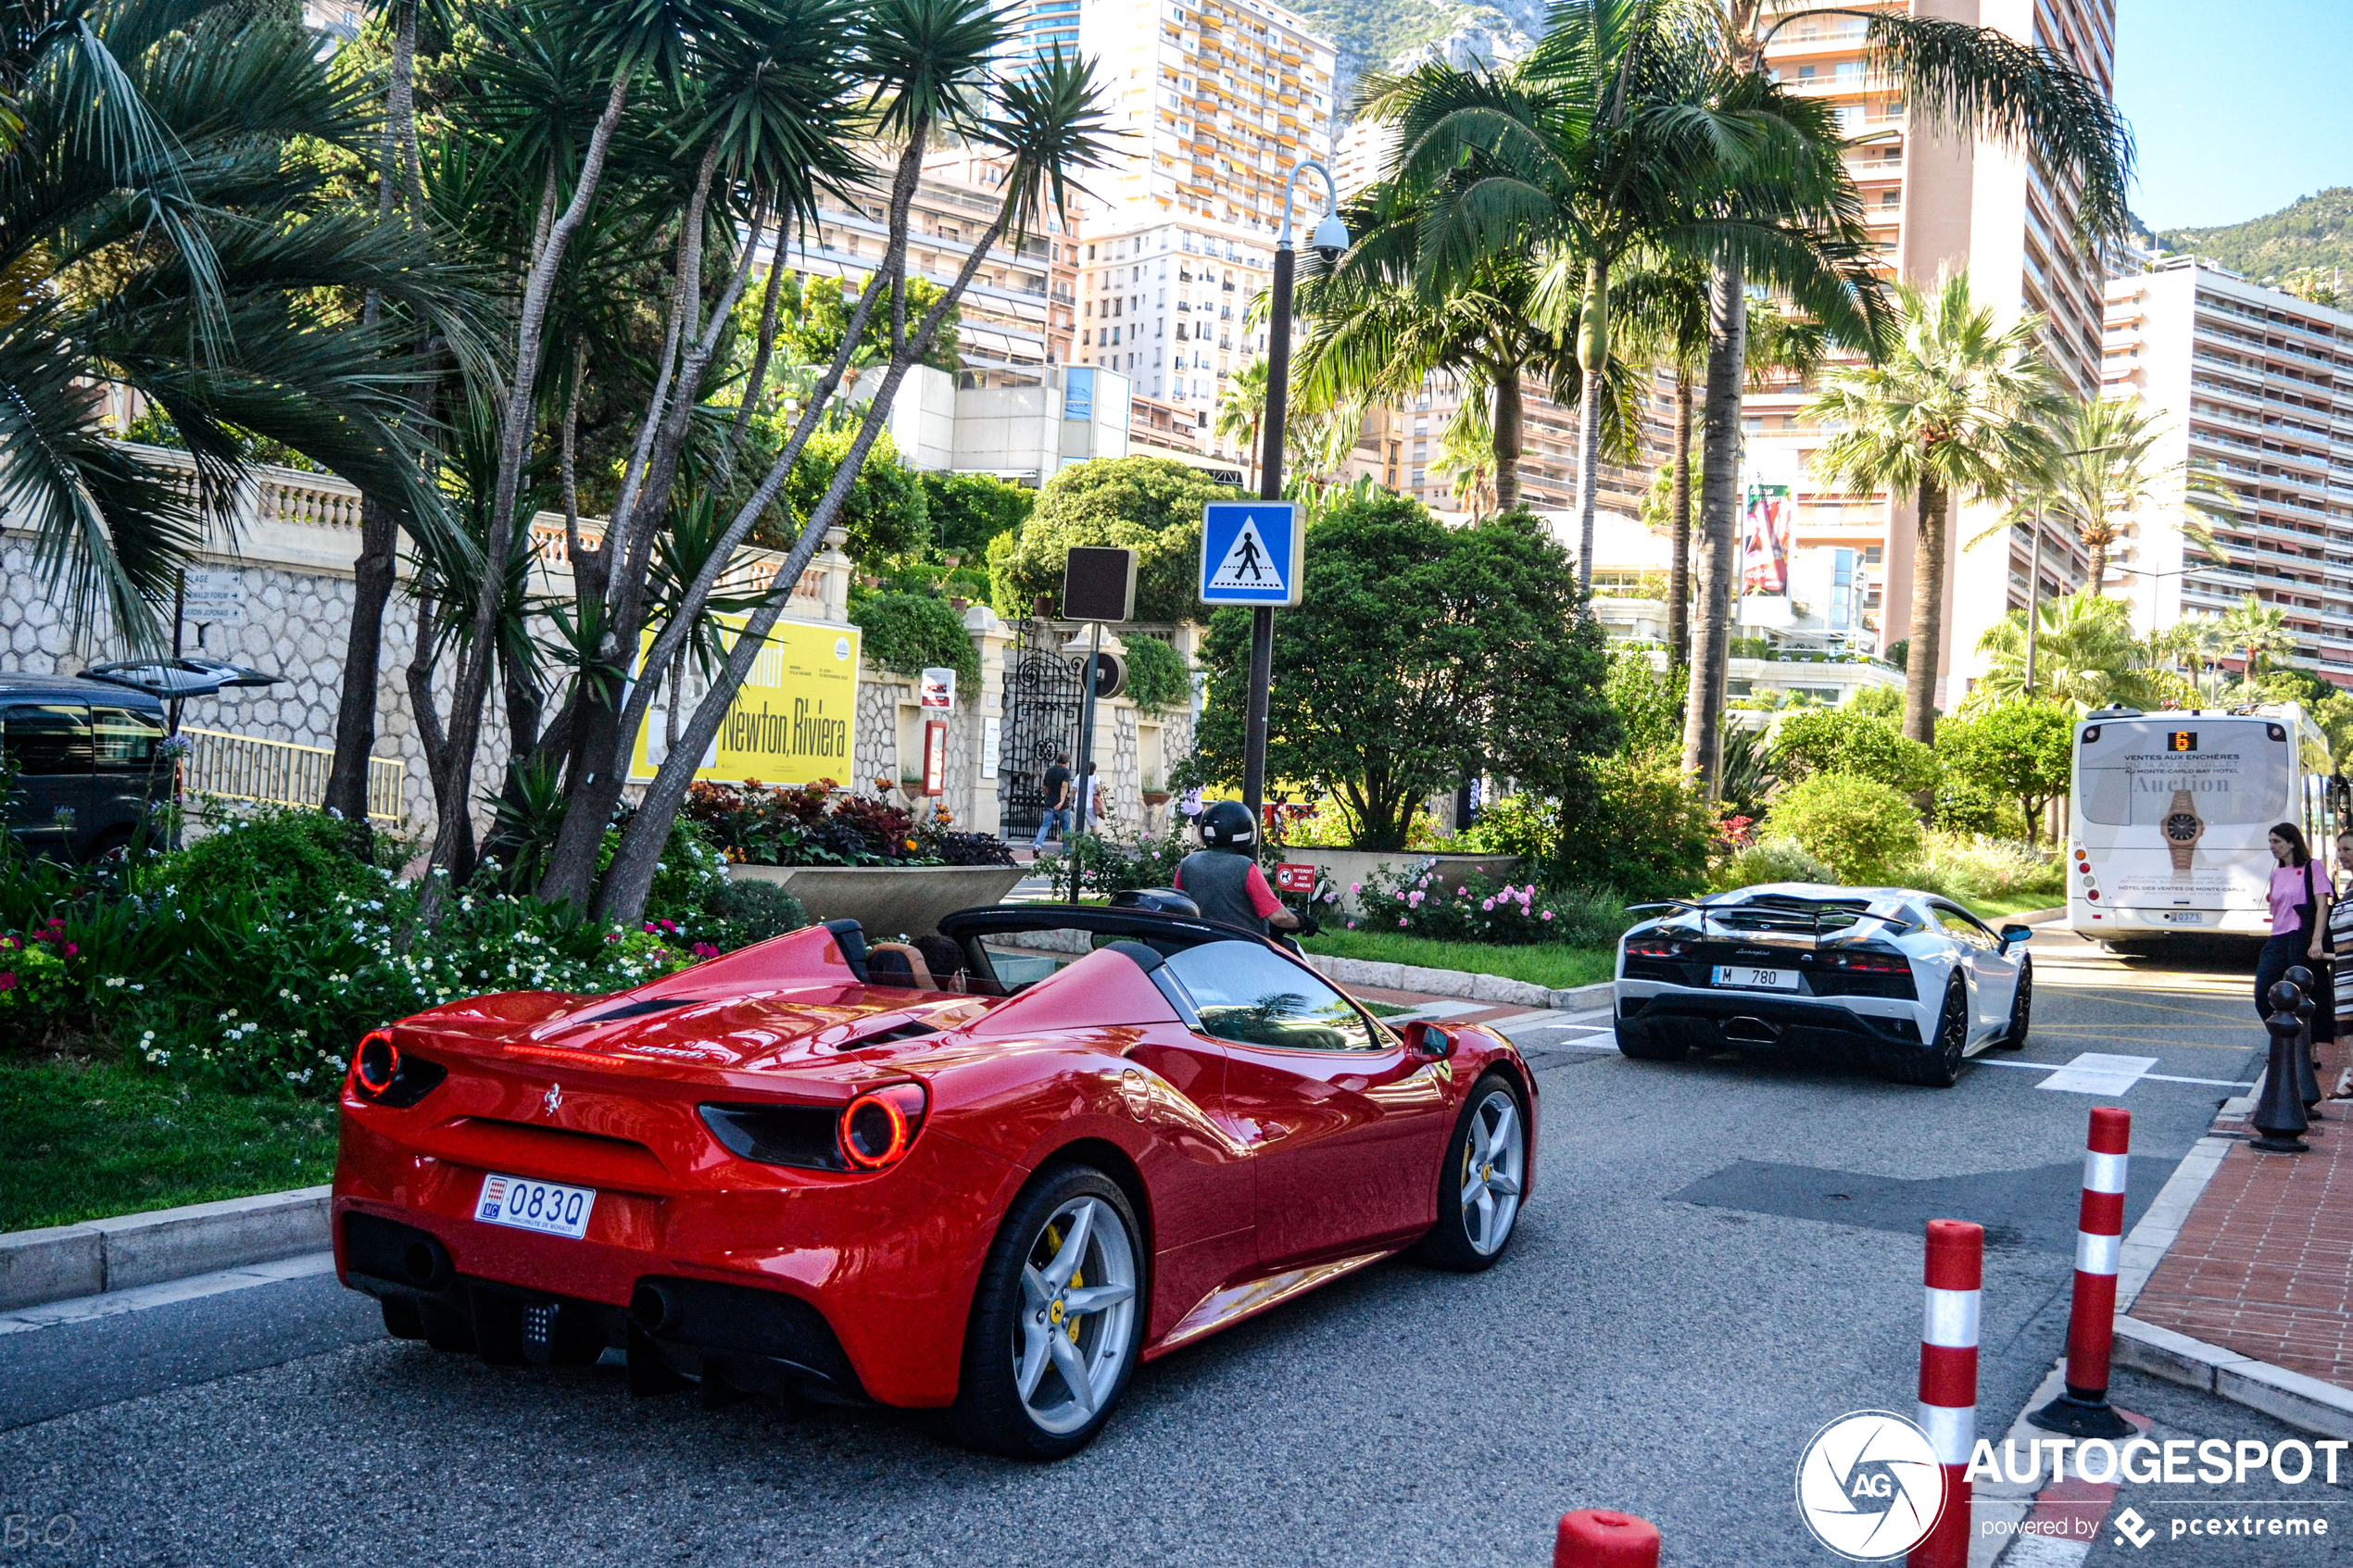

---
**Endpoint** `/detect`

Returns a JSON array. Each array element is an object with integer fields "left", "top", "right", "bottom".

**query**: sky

[{"left": 2113, "top": 0, "right": 2353, "bottom": 231}]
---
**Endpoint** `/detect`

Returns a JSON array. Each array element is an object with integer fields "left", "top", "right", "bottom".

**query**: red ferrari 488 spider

[{"left": 333, "top": 899, "right": 1537, "bottom": 1456}]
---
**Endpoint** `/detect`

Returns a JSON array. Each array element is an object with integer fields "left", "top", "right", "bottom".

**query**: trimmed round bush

[{"left": 1764, "top": 772, "right": 1923, "bottom": 885}]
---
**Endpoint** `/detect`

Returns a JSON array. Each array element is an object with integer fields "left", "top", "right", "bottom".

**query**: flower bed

[
  {"left": 1348, "top": 859, "right": 1629, "bottom": 947},
  {"left": 0, "top": 809, "right": 813, "bottom": 1098},
  {"left": 682, "top": 779, "right": 1013, "bottom": 868}
]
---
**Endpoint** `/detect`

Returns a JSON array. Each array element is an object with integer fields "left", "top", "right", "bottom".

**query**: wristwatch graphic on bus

[{"left": 2161, "top": 787, "right": 2205, "bottom": 872}]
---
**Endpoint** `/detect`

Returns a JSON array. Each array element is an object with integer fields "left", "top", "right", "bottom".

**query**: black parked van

[{"left": 0, "top": 676, "right": 173, "bottom": 861}]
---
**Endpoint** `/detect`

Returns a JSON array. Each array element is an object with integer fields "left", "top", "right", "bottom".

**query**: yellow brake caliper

[{"left": 1041, "top": 1222, "right": 1084, "bottom": 1343}]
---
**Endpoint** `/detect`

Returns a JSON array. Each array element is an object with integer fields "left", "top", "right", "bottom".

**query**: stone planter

[
  {"left": 1269, "top": 849, "right": 1523, "bottom": 917},
  {"left": 729, "top": 863, "right": 1026, "bottom": 939}
]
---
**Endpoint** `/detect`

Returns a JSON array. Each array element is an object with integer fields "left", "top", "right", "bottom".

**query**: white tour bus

[{"left": 2069, "top": 705, "right": 2333, "bottom": 946}]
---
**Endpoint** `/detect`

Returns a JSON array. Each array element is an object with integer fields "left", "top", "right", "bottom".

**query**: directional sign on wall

[{"left": 1199, "top": 501, "right": 1302, "bottom": 607}]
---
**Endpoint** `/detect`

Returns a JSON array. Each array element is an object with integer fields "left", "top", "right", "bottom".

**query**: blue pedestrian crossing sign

[{"left": 1200, "top": 501, "right": 1303, "bottom": 607}]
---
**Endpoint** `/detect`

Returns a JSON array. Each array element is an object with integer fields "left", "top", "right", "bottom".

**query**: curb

[
  {"left": 2111, "top": 1316, "right": 2353, "bottom": 1439},
  {"left": 2018, "top": 906, "right": 2068, "bottom": 926},
  {"left": 0, "top": 1185, "right": 332, "bottom": 1312},
  {"left": 1301, "top": 952, "right": 1612, "bottom": 1013}
]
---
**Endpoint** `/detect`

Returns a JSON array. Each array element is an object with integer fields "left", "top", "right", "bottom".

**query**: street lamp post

[
  {"left": 2022, "top": 441, "right": 2125, "bottom": 694},
  {"left": 1241, "top": 159, "right": 1347, "bottom": 821}
]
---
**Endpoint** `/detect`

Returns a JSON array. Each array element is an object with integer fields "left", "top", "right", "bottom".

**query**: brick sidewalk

[{"left": 2128, "top": 1028, "right": 2353, "bottom": 1389}]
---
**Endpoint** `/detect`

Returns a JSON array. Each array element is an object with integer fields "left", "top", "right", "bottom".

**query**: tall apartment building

[
  {"left": 1738, "top": 0, "right": 2115, "bottom": 691},
  {"left": 1074, "top": 0, "right": 1340, "bottom": 232},
  {"left": 1073, "top": 212, "right": 1274, "bottom": 465},
  {"left": 2101, "top": 257, "right": 2353, "bottom": 685},
  {"left": 769, "top": 150, "right": 1079, "bottom": 372}
]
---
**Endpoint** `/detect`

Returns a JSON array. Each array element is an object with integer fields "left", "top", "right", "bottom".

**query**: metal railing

[{"left": 182, "top": 728, "right": 405, "bottom": 822}]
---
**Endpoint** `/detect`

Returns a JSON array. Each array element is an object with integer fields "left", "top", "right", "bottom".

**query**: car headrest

[{"left": 823, "top": 918, "right": 869, "bottom": 982}]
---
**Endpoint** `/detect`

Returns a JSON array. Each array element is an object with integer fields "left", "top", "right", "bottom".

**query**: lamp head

[{"left": 1309, "top": 211, "right": 1350, "bottom": 264}]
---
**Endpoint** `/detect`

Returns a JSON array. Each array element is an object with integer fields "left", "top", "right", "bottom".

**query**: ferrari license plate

[
  {"left": 474, "top": 1173, "right": 596, "bottom": 1240},
  {"left": 1712, "top": 964, "right": 1797, "bottom": 991}
]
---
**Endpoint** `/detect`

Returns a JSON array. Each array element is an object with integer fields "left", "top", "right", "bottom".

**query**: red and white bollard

[
  {"left": 1554, "top": 1510, "right": 1659, "bottom": 1568},
  {"left": 1908, "top": 1219, "right": 1982, "bottom": 1568},
  {"left": 2030, "top": 1106, "right": 2134, "bottom": 1439}
]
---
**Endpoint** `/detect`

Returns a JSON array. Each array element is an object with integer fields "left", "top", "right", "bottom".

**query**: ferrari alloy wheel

[
  {"left": 1886, "top": 976, "right": 1969, "bottom": 1088},
  {"left": 1414, "top": 1075, "right": 1527, "bottom": 1272},
  {"left": 948, "top": 1165, "right": 1143, "bottom": 1459},
  {"left": 1997, "top": 959, "right": 2032, "bottom": 1049}
]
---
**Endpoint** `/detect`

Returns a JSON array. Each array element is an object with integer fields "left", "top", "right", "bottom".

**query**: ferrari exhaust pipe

[{"left": 631, "top": 1281, "right": 684, "bottom": 1335}]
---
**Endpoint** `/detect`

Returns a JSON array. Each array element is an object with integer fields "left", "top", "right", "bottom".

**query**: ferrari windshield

[{"left": 1162, "top": 941, "right": 1377, "bottom": 1053}]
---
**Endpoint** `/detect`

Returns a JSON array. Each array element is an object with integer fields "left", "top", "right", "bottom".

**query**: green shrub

[
  {"left": 849, "top": 590, "right": 980, "bottom": 686},
  {"left": 1455, "top": 792, "right": 1560, "bottom": 859},
  {"left": 1122, "top": 633, "right": 1192, "bottom": 712},
  {"left": 988, "top": 456, "right": 1235, "bottom": 622},
  {"left": 1931, "top": 776, "right": 2008, "bottom": 837},
  {"left": 1906, "top": 833, "right": 2064, "bottom": 903},
  {"left": 1765, "top": 772, "right": 1923, "bottom": 884},
  {"left": 1771, "top": 707, "right": 1939, "bottom": 794},
  {"left": 1711, "top": 836, "right": 1836, "bottom": 892},
  {"left": 169, "top": 809, "right": 384, "bottom": 913},
  {"left": 696, "top": 879, "right": 810, "bottom": 948},
  {"left": 1551, "top": 758, "right": 1716, "bottom": 897}
]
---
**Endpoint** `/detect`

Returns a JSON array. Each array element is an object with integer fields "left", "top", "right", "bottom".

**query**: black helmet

[{"left": 1198, "top": 799, "right": 1257, "bottom": 849}]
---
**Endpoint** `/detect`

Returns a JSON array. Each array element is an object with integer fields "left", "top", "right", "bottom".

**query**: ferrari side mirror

[
  {"left": 1401, "top": 1020, "right": 1454, "bottom": 1060},
  {"left": 1998, "top": 924, "right": 2032, "bottom": 948}
]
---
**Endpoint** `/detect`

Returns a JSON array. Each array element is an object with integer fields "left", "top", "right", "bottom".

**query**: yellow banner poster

[{"left": 628, "top": 615, "right": 861, "bottom": 785}]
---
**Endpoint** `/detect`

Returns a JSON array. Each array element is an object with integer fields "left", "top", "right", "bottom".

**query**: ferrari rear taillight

[
  {"left": 354, "top": 1030, "right": 398, "bottom": 1096},
  {"left": 347, "top": 1029, "right": 447, "bottom": 1108},
  {"left": 839, "top": 1083, "right": 928, "bottom": 1171}
]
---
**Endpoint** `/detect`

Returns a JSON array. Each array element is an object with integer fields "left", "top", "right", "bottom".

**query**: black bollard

[
  {"left": 2251, "top": 980, "right": 2313, "bottom": 1154},
  {"left": 2285, "top": 964, "right": 2328, "bottom": 1121}
]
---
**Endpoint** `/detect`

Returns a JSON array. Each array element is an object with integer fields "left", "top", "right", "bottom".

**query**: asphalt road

[{"left": 6, "top": 928, "right": 2348, "bottom": 1566}]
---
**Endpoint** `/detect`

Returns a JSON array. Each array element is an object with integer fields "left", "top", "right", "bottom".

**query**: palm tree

[
  {"left": 1214, "top": 358, "right": 1269, "bottom": 492},
  {"left": 1353, "top": 0, "right": 1883, "bottom": 590},
  {"left": 2149, "top": 616, "right": 2228, "bottom": 700},
  {"left": 1616, "top": 263, "right": 1832, "bottom": 667},
  {"left": 2010, "top": 397, "right": 2237, "bottom": 596},
  {"left": 2220, "top": 593, "right": 2297, "bottom": 683},
  {"left": 1972, "top": 592, "right": 2158, "bottom": 710},
  {"left": 0, "top": 0, "right": 468, "bottom": 646},
  {"left": 1290, "top": 191, "right": 1585, "bottom": 515},
  {"left": 591, "top": 31, "right": 1116, "bottom": 922},
  {"left": 1680, "top": 0, "right": 2133, "bottom": 789},
  {"left": 1806, "top": 273, "right": 2067, "bottom": 745}
]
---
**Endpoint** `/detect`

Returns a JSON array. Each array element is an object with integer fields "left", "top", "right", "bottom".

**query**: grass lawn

[
  {"left": 0, "top": 1058, "right": 338, "bottom": 1233},
  {"left": 1301, "top": 931, "right": 1616, "bottom": 992},
  {"left": 1957, "top": 891, "right": 2065, "bottom": 924}
]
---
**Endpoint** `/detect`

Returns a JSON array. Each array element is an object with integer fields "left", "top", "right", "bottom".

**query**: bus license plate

[
  {"left": 475, "top": 1173, "right": 596, "bottom": 1240},
  {"left": 2159, "top": 911, "right": 2205, "bottom": 924},
  {"left": 1712, "top": 965, "right": 1797, "bottom": 991}
]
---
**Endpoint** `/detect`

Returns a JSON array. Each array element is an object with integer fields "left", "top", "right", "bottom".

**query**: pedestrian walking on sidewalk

[
  {"left": 1031, "top": 752, "right": 1075, "bottom": 852},
  {"left": 2333, "top": 832, "right": 2353, "bottom": 1037},
  {"left": 2256, "top": 822, "right": 2334, "bottom": 1042}
]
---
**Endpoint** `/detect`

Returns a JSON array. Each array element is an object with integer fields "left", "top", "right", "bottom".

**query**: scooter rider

[{"left": 1173, "top": 800, "right": 1302, "bottom": 937}]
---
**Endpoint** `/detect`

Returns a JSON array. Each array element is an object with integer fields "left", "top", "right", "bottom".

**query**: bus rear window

[{"left": 2075, "top": 721, "right": 2291, "bottom": 826}]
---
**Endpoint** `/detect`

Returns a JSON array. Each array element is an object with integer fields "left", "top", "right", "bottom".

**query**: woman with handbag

[{"left": 2256, "top": 822, "right": 2334, "bottom": 1039}]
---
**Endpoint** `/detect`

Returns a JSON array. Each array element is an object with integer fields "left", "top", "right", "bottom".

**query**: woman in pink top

[{"left": 2256, "top": 822, "right": 2334, "bottom": 1043}]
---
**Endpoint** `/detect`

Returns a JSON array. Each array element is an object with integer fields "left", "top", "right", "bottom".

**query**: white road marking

[
  {"left": 0, "top": 1251, "right": 336, "bottom": 1335},
  {"left": 1971, "top": 1053, "right": 2247, "bottom": 1091},
  {"left": 2032, "top": 1052, "right": 2162, "bottom": 1094}
]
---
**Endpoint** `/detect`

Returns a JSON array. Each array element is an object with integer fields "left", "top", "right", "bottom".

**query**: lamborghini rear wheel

[{"left": 946, "top": 1165, "right": 1144, "bottom": 1459}]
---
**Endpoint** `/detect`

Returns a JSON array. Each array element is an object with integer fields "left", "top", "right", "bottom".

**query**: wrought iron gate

[{"left": 1000, "top": 621, "right": 1083, "bottom": 841}]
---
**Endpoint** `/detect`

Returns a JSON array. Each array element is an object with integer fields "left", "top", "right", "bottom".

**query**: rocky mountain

[
  {"left": 2154, "top": 188, "right": 2353, "bottom": 295},
  {"left": 1293, "top": 0, "right": 1541, "bottom": 104}
]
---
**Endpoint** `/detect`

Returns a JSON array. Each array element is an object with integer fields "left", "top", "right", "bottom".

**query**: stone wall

[{"left": 0, "top": 449, "right": 1200, "bottom": 849}]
